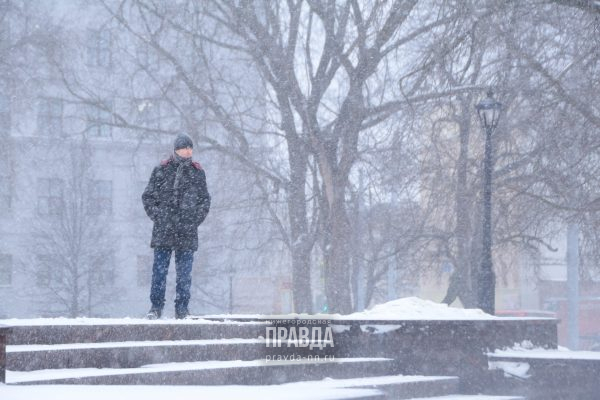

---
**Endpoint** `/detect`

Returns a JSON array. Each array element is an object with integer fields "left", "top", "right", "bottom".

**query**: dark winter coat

[{"left": 142, "top": 155, "right": 211, "bottom": 251}]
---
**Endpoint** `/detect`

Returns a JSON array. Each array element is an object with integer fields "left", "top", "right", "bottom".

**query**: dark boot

[
  {"left": 146, "top": 306, "right": 162, "bottom": 320},
  {"left": 175, "top": 308, "right": 189, "bottom": 320}
]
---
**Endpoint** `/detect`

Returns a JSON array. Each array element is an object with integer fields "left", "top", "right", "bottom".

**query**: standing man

[{"left": 142, "top": 133, "right": 211, "bottom": 319}]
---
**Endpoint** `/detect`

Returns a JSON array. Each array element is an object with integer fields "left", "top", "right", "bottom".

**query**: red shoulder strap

[
  {"left": 160, "top": 158, "right": 172, "bottom": 166},
  {"left": 192, "top": 161, "right": 203, "bottom": 170}
]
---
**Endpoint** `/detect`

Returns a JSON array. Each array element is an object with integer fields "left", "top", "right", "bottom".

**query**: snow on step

[
  {"left": 7, "top": 357, "right": 393, "bottom": 384},
  {"left": 0, "top": 381, "right": 382, "bottom": 400},
  {"left": 0, "top": 375, "right": 466, "bottom": 400},
  {"left": 488, "top": 348, "right": 600, "bottom": 361},
  {"left": 204, "top": 297, "right": 501, "bottom": 320},
  {"left": 0, "top": 317, "right": 268, "bottom": 326},
  {"left": 7, "top": 338, "right": 265, "bottom": 352}
]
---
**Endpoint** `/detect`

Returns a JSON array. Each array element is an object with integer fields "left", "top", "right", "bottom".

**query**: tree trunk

[
  {"left": 322, "top": 179, "right": 353, "bottom": 314},
  {"left": 286, "top": 128, "right": 313, "bottom": 313},
  {"left": 316, "top": 84, "right": 364, "bottom": 314}
]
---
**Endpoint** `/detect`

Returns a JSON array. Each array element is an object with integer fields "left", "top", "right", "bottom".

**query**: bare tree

[
  {"left": 29, "top": 140, "right": 119, "bottom": 317},
  {"left": 195, "top": 0, "right": 478, "bottom": 312}
]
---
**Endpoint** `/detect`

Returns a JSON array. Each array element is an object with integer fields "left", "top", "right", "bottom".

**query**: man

[{"left": 142, "top": 133, "right": 211, "bottom": 319}]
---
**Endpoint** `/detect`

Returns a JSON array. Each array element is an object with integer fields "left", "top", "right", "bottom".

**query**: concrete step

[
  {"left": 0, "top": 380, "right": 382, "bottom": 400},
  {"left": 6, "top": 320, "right": 267, "bottom": 345},
  {"left": 487, "top": 350, "right": 600, "bottom": 400},
  {"left": 7, "top": 339, "right": 268, "bottom": 370},
  {"left": 0, "top": 374, "right": 473, "bottom": 400},
  {"left": 8, "top": 357, "right": 398, "bottom": 385},
  {"left": 333, "top": 375, "right": 460, "bottom": 399}
]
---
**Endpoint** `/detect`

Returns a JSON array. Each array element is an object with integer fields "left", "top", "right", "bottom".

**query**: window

[
  {"left": 86, "top": 28, "right": 111, "bottom": 68},
  {"left": 88, "top": 179, "right": 112, "bottom": 216},
  {"left": 136, "top": 44, "right": 160, "bottom": 71},
  {"left": 0, "top": 176, "right": 10, "bottom": 212},
  {"left": 0, "top": 254, "right": 12, "bottom": 287},
  {"left": 37, "top": 98, "right": 63, "bottom": 136},
  {"left": 92, "top": 265, "right": 115, "bottom": 286},
  {"left": 37, "top": 178, "right": 64, "bottom": 216},
  {"left": 87, "top": 252, "right": 115, "bottom": 286},
  {"left": 35, "top": 254, "right": 54, "bottom": 288},
  {"left": 136, "top": 255, "right": 152, "bottom": 287},
  {"left": 86, "top": 103, "right": 112, "bottom": 138}
]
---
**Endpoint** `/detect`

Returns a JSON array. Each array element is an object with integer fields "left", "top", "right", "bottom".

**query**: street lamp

[{"left": 475, "top": 90, "right": 502, "bottom": 314}]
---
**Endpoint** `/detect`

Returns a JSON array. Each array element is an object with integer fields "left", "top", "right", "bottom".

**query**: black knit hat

[{"left": 174, "top": 134, "right": 193, "bottom": 150}]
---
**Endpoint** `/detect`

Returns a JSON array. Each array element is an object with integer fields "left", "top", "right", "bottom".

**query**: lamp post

[
  {"left": 475, "top": 90, "right": 502, "bottom": 314},
  {"left": 227, "top": 265, "right": 235, "bottom": 314}
]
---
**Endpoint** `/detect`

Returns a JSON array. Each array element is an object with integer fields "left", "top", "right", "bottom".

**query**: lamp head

[{"left": 476, "top": 90, "right": 502, "bottom": 130}]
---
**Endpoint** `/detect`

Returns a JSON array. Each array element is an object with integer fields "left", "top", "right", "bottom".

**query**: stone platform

[
  {"left": 0, "top": 315, "right": 556, "bottom": 399},
  {"left": 201, "top": 315, "right": 558, "bottom": 393}
]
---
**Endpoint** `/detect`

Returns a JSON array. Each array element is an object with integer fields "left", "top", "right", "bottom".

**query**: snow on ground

[
  {"left": 338, "top": 297, "right": 495, "bottom": 320},
  {"left": 0, "top": 382, "right": 525, "bottom": 400},
  {"left": 0, "top": 297, "right": 558, "bottom": 326},
  {"left": 0, "top": 375, "right": 460, "bottom": 400},
  {"left": 488, "top": 360, "right": 531, "bottom": 379},
  {"left": 7, "top": 358, "right": 392, "bottom": 383},
  {"left": 489, "top": 342, "right": 600, "bottom": 360},
  {"left": 491, "top": 349, "right": 600, "bottom": 360},
  {"left": 204, "top": 297, "right": 501, "bottom": 320},
  {"left": 0, "top": 382, "right": 382, "bottom": 400}
]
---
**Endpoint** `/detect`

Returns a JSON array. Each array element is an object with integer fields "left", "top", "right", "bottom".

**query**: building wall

[{"left": 0, "top": 1, "right": 290, "bottom": 318}]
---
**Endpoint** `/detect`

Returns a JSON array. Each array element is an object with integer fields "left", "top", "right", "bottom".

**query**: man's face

[{"left": 175, "top": 147, "right": 193, "bottom": 158}]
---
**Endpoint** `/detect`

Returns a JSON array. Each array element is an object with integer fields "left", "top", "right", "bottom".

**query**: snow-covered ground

[
  {"left": 0, "top": 375, "right": 459, "bottom": 400},
  {"left": 204, "top": 297, "right": 554, "bottom": 321},
  {"left": 201, "top": 297, "right": 499, "bottom": 320},
  {"left": 0, "top": 383, "right": 524, "bottom": 400},
  {"left": 339, "top": 297, "right": 496, "bottom": 320},
  {"left": 0, "top": 381, "right": 381, "bottom": 400}
]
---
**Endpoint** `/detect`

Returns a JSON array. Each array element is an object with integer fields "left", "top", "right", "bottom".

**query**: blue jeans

[{"left": 150, "top": 247, "right": 194, "bottom": 314}]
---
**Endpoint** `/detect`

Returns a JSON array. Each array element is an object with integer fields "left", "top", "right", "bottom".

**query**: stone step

[
  {"left": 0, "top": 374, "right": 473, "bottom": 400},
  {"left": 332, "top": 375, "right": 460, "bottom": 399},
  {"left": 8, "top": 357, "right": 399, "bottom": 385},
  {"left": 6, "top": 320, "right": 267, "bottom": 345},
  {"left": 487, "top": 350, "right": 600, "bottom": 399},
  {"left": 7, "top": 339, "right": 269, "bottom": 371}
]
